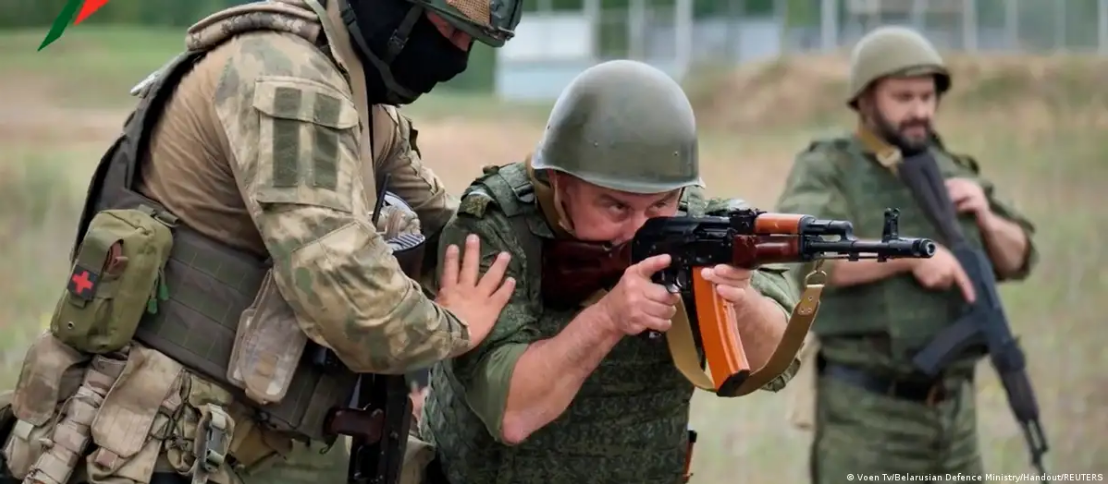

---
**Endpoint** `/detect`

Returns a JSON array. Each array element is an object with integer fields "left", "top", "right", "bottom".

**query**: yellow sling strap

[
  {"left": 580, "top": 265, "right": 827, "bottom": 396},
  {"left": 666, "top": 265, "right": 826, "bottom": 396}
]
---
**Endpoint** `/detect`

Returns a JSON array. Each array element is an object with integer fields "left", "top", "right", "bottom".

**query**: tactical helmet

[
  {"left": 532, "top": 60, "right": 703, "bottom": 194},
  {"left": 847, "top": 25, "right": 951, "bottom": 109},
  {"left": 408, "top": 0, "right": 522, "bottom": 47}
]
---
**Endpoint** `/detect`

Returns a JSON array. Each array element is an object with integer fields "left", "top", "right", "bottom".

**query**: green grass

[
  {"left": 0, "top": 147, "right": 98, "bottom": 389},
  {"left": 1, "top": 26, "right": 185, "bottom": 108},
  {"left": 1, "top": 27, "right": 1106, "bottom": 483}
]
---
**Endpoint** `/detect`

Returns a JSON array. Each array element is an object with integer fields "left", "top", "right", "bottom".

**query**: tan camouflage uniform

[{"left": 0, "top": 1, "right": 470, "bottom": 483}]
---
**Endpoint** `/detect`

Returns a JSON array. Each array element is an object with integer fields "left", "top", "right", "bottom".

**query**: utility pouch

[
  {"left": 51, "top": 207, "right": 175, "bottom": 354},
  {"left": 226, "top": 269, "right": 308, "bottom": 405}
]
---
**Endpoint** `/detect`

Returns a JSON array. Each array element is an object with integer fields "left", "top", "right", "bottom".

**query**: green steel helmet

[
  {"left": 409, "top": 0, "right": 523, "bottom": 47},
  {"left": 847, "top": 25, "right": 951, "bottom": 108},
  {"left": 532, "top": 59, "right": 703, "bottom": 194}
]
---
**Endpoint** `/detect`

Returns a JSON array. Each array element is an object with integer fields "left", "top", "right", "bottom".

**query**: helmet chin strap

[{"left": 340, "top": 0, "right": 424, "bottom": 104}]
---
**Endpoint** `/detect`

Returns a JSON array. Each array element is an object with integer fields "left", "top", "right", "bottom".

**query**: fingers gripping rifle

[{"left": 898, "top": 153, "right": 1048, "bottom": 482}]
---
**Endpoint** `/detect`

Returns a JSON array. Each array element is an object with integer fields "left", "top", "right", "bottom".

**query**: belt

[{"left": 821, "top": 363, "right": 962, "bottom": 405}]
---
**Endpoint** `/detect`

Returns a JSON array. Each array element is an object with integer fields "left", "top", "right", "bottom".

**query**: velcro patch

[
  {"left": 67, "top": 265, "right": 100, "bottom": 301},
  {"left": 458, "top": 191, "right": 496, "bottom": 218},
  {"left": 252, "top": 76, "right": 359, "bottom": 192}
]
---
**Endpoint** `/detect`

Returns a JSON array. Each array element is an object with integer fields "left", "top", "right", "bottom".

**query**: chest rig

[
  {"left": 808, "top": 135, "right": 988, "bottom": 359},
  {"left": 70, "top": 47, "right": 357, "bottom": 441}
]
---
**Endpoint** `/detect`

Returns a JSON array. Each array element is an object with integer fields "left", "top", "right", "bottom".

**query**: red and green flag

[{"left": 39, "top": 0, "right": 112, "bottom": 51}]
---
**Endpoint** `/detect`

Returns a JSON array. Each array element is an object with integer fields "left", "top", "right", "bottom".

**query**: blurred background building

[{"left": 5, "top": 0, "right": 1106, "bottom": 100}]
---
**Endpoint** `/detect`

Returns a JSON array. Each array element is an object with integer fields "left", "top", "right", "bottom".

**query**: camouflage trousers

[{"left": 809, "top": 367, "right": 983, "bottom": 484}]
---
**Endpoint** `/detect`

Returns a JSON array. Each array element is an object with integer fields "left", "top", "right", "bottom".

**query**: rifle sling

[{"left": 582, "top": 272, "right": 825, "bottom": 396}]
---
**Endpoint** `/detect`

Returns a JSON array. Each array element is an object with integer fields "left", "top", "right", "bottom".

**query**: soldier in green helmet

[
  {"left": 416, "top": 59, "right": 800, "bottom": 483},
  {"left": 774, "top": 26, "right": 1038, "bottom": 482}
]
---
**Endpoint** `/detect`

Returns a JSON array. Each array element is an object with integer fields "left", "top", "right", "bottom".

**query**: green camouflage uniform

[
  {"left": 419, "top": 162, "right": 799, "bottom": 484},
  {"left": 775, "top": 131, "right": 1037, "bottom": 482},
  {"left": 776, "top": 27, "right": 1038, "bottom": 482}
]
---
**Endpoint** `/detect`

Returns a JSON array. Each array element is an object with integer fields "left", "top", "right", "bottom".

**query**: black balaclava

[{"left": 342, "top": 0, "right": 471, "bottom": 105}]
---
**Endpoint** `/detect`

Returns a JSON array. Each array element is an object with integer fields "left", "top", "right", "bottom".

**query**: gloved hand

[{"left": 375, "top": 203, "right": 421, "bottom": 239}]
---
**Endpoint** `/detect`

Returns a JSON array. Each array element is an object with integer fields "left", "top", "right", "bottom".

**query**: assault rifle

[
  {"left": 898, "top": 153, "right": 1048, "bottom": 482},
  {"left": 543, "top": 207, "right": 936, "bottom": 395}
]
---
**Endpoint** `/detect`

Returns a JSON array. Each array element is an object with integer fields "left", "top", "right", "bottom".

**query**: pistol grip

[{"left": 642, "top": 270, "right": 681, "bottom": 341}]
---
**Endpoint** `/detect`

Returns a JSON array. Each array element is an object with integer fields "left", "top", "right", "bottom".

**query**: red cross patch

[{"left": 67, "top": 265, "right": 99, "bottom": 301}]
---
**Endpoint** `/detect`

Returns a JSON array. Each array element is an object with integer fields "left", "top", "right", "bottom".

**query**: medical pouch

[{"left": 51, "top": 207, "right": 174, "bottom": 354}]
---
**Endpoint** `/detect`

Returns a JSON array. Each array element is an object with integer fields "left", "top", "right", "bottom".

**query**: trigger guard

[{"left": 653, "top": 272, "right": 682, "bottom": 293}]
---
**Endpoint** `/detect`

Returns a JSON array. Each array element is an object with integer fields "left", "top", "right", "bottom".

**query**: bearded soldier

[
  {"left": 417, "top": 60, "right": 803, "bottom": 484},
  {"left": 0, "top": 0, "right": 524, "bottom": 483},
  {"left": 774, "top": 26, "right": 1037, "bottom": 482}
]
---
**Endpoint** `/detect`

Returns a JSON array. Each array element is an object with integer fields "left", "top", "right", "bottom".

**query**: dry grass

[{"left": 1, "top": 27, "right": 1105, "bottom": 483}]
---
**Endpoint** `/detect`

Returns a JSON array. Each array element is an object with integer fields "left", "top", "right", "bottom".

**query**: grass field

[{"left": 1, "top": 25, "right": 1106, "bottom": 483}]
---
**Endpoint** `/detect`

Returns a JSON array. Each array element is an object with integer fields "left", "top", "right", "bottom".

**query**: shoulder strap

[
  {"left": 458, "top": 162, "right": 543, "bottom": 290},
  {"left": 478, "top": 163, "right": 536, "bottom": 216},
  {"left": 71, "top": 51, "right": 207, "bottom": 260}
]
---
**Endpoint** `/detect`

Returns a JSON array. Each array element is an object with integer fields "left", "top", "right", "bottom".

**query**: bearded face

[{"left": 861, "top": 75, "right": 940, "bottom": 155}]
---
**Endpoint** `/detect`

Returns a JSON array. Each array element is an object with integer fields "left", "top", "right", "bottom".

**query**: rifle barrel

[{"left": 806, "top": 238, "right": 936, "bottom": 258}]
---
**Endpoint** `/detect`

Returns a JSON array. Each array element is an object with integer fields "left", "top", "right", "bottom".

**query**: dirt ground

[{"left": 1, "top": 47, "right": 1106, "bottom": 483}]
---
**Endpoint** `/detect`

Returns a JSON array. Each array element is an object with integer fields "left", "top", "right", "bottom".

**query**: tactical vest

[
  {"left": 806, "top": 136, "right": 987, "bottom": 360},
  {"left": 70, "top": 34, "right": 356, "bottom": 441},
  {"left": 424, "top": 162, "right": 701, "bottom": 484}
]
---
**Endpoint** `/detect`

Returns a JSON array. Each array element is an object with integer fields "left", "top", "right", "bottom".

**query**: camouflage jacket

[
  {"left": 0, "top": 2, "right": 467, "bottom": 483},
  {"left": 774, "top": 129, "right": 1038, "bottom": 374},
  {"left": 168, "top": 0, "right": 469, "bottom": 372},
  {"left": 420, "top": 161, "right": 799, "bottom": 484}
]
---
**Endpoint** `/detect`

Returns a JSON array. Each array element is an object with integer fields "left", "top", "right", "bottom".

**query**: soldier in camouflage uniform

[
  {"left": 774, "top": 26, "right": 1038, "bottom": 483},
  {"left": 417, "top": 59, "right": 801, "bottom": 484},
  {"left": 0, "top": 0, "right": 523, "bottom": 483}
]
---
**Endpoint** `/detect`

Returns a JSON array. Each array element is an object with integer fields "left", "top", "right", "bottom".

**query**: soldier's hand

[
  {"left": 598, "top": 254, "right": 681, "bottom": 336},
  {"left": 376, "top": 204, "right": 421, "bottom": 239},
  {"left": 437, "top": 234, "right": 516, "bottom": 349},
  {"left": 945, "top": 178, "right": 989, "bottom": 220},
  {"left": 700, "top": 264, "right": 758, "bottom": 305},
  {"left": 910, "top": 245, "right": 976, "bottom": 303}
]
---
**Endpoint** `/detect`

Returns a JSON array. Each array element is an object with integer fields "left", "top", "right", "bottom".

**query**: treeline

[
  {"left": 0, "top": 0, "right": 789, "bottom": 30},
  {"left": 0, "top": 0, "right": 252, "bottom": 29}
]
